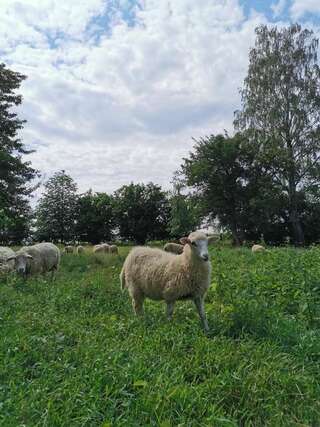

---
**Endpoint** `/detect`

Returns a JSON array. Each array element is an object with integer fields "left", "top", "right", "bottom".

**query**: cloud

[
  {"left": 291, "top": 0, "right": 320, "bottom": 19},
  {"left": 0, "top": 0, "right": 288, "bottom": 198},
  {"left": 271, "top": 0, "right": 286, "bottom": 18}
]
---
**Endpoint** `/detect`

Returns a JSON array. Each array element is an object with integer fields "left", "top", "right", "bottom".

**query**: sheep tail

[{"left": 120, "top": 267, "right": 126, "bottom": 291}]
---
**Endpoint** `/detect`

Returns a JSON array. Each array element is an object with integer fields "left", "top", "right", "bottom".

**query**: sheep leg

[
  {"left": 166, "top": 301, "right": 175, "bottom": 320},
  {"left": 132, "top": 297, "right": 144, "bottom": 316},
  {"left": 193, "top": 296, "right": 209, "bottom": 332}
]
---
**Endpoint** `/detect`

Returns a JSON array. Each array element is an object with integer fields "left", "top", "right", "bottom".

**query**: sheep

[
  {"left": 76, "top": 245, "right": 85, "bottom": 254},
  {"left": 64, "top": 245, "right": 74, "bottom": 254},
  {"left": 7, "top": 242, "right": 60, "bottom": 279},
  {"left": 120, "top": 231, "right": 212, "bottom": 331},
  {"left": 164, "top": 242, "right": 184, "bottom": 255},
  {"left": 252, "top": 244, "right": 266, "bottom": 253},
  {"left": 109, "top": 245, "right": 118, "bottom": 254},
  {"left": 0, "top": 247, "right": 15, "bottom": 274},
  {"left": 93, "top": 244, "right": 106, "bottom": 254},
  {"left": 101, "top": 243, "right": 110, "bottom": 251}
]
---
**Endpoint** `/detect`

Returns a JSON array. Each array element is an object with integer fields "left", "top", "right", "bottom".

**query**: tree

[
  {"left": 35, "top": 171, "right": 78, "bottom": 243},
  {"left": 113, "top": 183, "right": 170, "bottom": 244},
  {"left": 180, "top": 133, "right": 287, "bottom": 245},
  {"left": 0, "top": 63, "right": 37, "bottom": 244},
  {"left": 76, "top": 190, "right": 114, "bottom": 244},
  {"left": 235, "top": 24, "right": 320, "bottom": 245},
  {"left": 168, "top": 184, "right": 201, "bottom": 239}
]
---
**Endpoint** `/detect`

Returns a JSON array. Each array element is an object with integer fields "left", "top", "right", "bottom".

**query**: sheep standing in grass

[
  {"left": 0, "top": 247, "right": 15, "bottom": 274},
  {"left": 109, "top": 245, "right": 118, "bottom": 254},
  {"left": 120, "top": 231, "right": 212, "bottom": 331},
  {"left": 76, "top": 245, "right": 84, "bottom": 254},
  {"left": 252, "top": 244, "right": 266, "bottom": 253},
  {"left": 93, "top": 244, "right": 105, "bottom": 254},
  {"left": 7, "top": 242, "right": 60, "bottom": 278},
  {"left": 64, "top": 245, "right": 74, "bottom": 254},
  {"left": 101, "top": 243, "right": 110, "bottom": 252},
  {"left": 164, "top": 242, "right": 184, "bottom": 255}
]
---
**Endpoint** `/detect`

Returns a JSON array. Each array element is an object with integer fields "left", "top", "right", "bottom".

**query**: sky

[{"left": 1, "top": 0, "right": 320, "bottom": 198}]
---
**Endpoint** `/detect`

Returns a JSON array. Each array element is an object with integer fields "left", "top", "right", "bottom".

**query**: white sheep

[
  {"left": 0, "top": 247, "right": 15, "bottom": 274},
  {"left": 252, "top": 244, "right": 266, "bottom": 253},
  {"left": 8, "top": 242, "right": 60, "bottom": 278},
  {"left": 76, "top": 245, "right": 85, "bottom": 254},
  {"left": 109, "top": 245, "right": 118, "bottom": 254},
  {"left": 64, "top": 245, "right": 74, "bottom": 254},
  {"left": 120, "top": 231, "right": 212, "bottom": 331},
  {"left": 163, "top": 242, "right": 184, "bottom": 255},
  {"left": 101, "top": 243, "right": 110, "bottom": 251},
  {"left": 93, "top": 244, "right": 106, "bottom": 254}
]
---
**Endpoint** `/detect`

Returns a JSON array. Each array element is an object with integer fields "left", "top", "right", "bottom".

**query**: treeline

[
  {"left": 32, "top": 171, "right": 199, "bottom": 244},
  {"left": 1, "top": 24, "right": 320, "bottom": 246}
]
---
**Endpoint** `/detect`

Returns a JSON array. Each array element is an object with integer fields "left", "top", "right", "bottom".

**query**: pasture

[{"left": 1, "top": 246, "right": 320, "bottom": 426}]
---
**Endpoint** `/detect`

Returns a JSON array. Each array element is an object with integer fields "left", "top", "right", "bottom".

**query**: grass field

[{"left": 1, "top": 246, "right": 320, "bottom": 426}]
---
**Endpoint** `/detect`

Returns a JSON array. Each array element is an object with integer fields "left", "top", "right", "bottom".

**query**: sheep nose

[{"left": 202, "top": 254, "right": 209, "bottom": 261}]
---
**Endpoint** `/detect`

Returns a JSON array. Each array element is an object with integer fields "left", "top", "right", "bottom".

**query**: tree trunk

[
  {"left": 288, "top": 175, "right": 304, "bottom": 246},
  {"left": 230, "top": 222, "right": 243, "bottom": 246},
  {"left": 287, "top": 140, "right": 305, "bottom": 246}
]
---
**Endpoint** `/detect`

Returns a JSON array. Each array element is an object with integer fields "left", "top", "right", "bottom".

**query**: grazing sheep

[
  {"left": 164, "top": 242, "right": 184, "bottom": 255},
  {"left": 252, "top": 244, "right": 266, "bottom": 253},
  {"left": 0, "top": 247, "right": 15, "bottom": 274},
  {"left": 101, "top": 243, "right": 110, "bottom": 251},
  {"left": 93, "top": 244, "right": 105, "bottom": 254},
  {"left": 76, "top": 245, "right": 85, "bottom": 254},
  {"left": 7, "top": 242, "right": 60, "bottom": 278},
  {"left": 64, "top": 245, "right": 74, "bottom": 254},
  {"left": 109, "top": 245, "right": 118, "bottom": 254},
  {"left": 120, "top": 231, "right": 212, "bottom": 331}
]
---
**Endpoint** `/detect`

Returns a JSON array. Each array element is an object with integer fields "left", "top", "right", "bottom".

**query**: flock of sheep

[{"left": 0, "top": 235, "right": 266, "bottom": 331}]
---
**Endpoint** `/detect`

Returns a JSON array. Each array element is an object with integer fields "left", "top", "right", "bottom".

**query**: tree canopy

[
  {"left": 235, "top": 24, "right": 320, "bottom": 245},
  {"left": 0, "top": 63, "right": 37, "bottom": 244}
]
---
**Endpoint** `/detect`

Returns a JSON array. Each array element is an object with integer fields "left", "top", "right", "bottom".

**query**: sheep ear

[
  {"left": 6, "top": 255, "right": 16, "bottom": 261},
  {"left": 26, "top": 254, "right": 33, "bottom": 259},
  {"left": 180, "top": 237, "right": 191, "bottom": 245}
]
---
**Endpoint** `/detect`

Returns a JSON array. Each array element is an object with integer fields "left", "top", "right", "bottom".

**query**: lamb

[
  {"left": 7, "top": 242, "right": 60, "bottom": 278},
  {"left": 64, "top": 245, "right": 74, "bottom": 254},
  {"left": 76, "top": 245, "right": 85, "bottom": 254},
  {"left": 252, "top": 244, "right": 266, "bottom": 253},
  {"left": 120, "top": 231, "right": 212, "bottom": 331},
  {"left": 164, "top": 242, "right": 184, "bottom": 255},
  {"left": 109, "top": 245, "right": 118, "bottom": 254},
  {"left": 0, "top": 247, "right": 15, "bottom": 274}
]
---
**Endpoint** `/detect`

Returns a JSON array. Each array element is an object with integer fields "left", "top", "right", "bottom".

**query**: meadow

[{"left": 0, "top": 245, "right": 320, "bottom": 426}]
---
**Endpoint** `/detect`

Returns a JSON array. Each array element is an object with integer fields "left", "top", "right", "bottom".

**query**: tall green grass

[{"left": 0, "top": 247, "right": 319, "bottom": 426}]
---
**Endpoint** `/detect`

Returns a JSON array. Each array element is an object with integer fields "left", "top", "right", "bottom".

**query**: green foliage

[
  {"left": 235, "top": 24, "right": 320, "bottom": 245},
  {"left": 180, "top": 133, "right": 287, "bottom": 245},
  {"left": 0, "top": 247, "right": 319, "bottom": 426},
  {"left": 113, "top": 182, "right": 170, "bottom": 244},
  {"left": 168, "top": 184, "right": 201, "bottom": 238},
  {"left": 0, "top": 63, "right": 37, "bottom": 244},
  {"left": 76, "top": 190, "right": 114, "bottom": 244},
  {"left": 35, "top": 171, "right": 78, "bottom": 243}
]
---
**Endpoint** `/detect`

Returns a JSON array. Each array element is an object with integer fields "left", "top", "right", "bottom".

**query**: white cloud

[
  {"left": 1, "top": 0, "right": 276, "bottom": 198},
  {"left": 291, "top": 0, "right": 320, "bottom": 19},
  {"left": 271, "top": 0, "right": 286, "bottom": 18}
]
